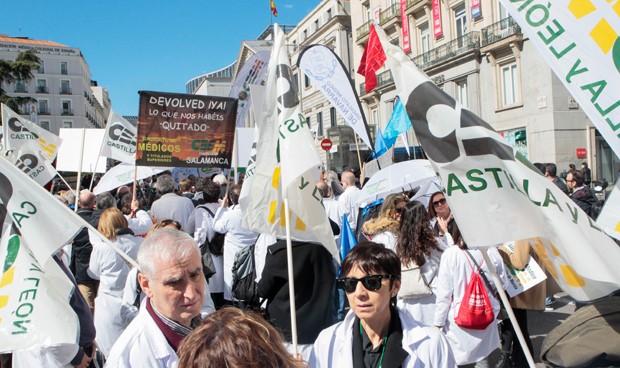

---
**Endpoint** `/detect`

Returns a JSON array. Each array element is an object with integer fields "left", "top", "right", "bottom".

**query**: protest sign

[
  {"left": 136, "top": 91, "right": 237, "bottom": 168},
  {"left": 502, "top": 241, "right": 547, "bottom": 298}
]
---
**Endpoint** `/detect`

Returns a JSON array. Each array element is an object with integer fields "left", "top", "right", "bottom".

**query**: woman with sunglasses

[
  {"left": 395, "top": 201, "right": 448, "bottom": 327},
  {"left": 361, "top": 194, "right": 408, "bottom": 250},
  {"left": 428, "top": 192, "right": 456, "bottom": 245},
  {"left": 310, "top": 242, "right": 456, "bottom": 368}
]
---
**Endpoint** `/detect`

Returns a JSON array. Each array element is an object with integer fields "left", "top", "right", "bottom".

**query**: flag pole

[
  {"left": 233, "top": 128, "right": 239, "bottom": 185},
  {"left": 74, "top": 128, "right": 86, "bottom": 211},
  {"left": 132, "top": 164, "right": 138, "bottom": 203},
  {"left": 283, "top": 197, "right": 299, "bottom": 354},
  {"left": 480, "top": 247, "right": 536, "bottom": 368}
]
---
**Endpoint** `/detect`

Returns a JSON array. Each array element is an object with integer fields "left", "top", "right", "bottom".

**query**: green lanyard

[{"left": 359, "top": 323, "right": 390, "bottom": 368}]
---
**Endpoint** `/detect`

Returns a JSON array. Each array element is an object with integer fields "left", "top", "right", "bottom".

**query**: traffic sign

[{"left": 320, "top": 138, "right": 332, "bottom": 151}]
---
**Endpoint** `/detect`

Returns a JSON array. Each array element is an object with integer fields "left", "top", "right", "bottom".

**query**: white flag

[
  {"left": 240, "top": 24, "right": 338, "bottom": 261},
  {"left": 0, "top": 234, "right": 79, "bottom": 352},
  {"left": 298, "top": 45, "right": 373, "bottom": 149},
  {"left": 229, "top": 51, "right": 271, "bottom": 127},
  {"left": 94, "top": 163, "right": 170, "bottom": 195},
  {"left": 0, "top": 156, "right": 83, "bottom": 264},
  {"left": 1, "top": 104, "right": 62, "bottom": 161},
  {"left": 499, "top": 0, "right": 620, "bottom": 158},
  {"left": 595, "top": 180, "right": 620, "bottom": 241},
  {"left": 100, "top": 110, "right": 137, "bottom": 163},
  {"left": 6, "top": 146, "right": 58, "bottom": 187},
  {"left": 374, "top": 25, "right": 620, "bottom": 302}
]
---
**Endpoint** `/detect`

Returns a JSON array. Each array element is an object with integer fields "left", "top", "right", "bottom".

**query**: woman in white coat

[
  {"left": 395, "top": 201, "right": 448, "bottom": 327},
  {"left": 310, "top": 242, "right": 456, "bottom": 368},
  {"left": 88, "top": 208, "right": 142, "bottom": 358},
  {"left": 433, "top": 233, "right": 507, "bottom": 368}
]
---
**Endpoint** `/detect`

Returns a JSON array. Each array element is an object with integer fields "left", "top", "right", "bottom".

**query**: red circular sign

[{"left": 320, "top": 138, "right": 333, "bottom": 151}]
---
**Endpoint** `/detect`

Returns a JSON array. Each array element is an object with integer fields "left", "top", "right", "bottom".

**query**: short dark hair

[
  {"left": 570, "top": 170, "right": 584, "bottom": 186},
  {"left": 203, "top": 180, "right": 221, "bottom": 204},
  {"left": 96, "top": 192, "right": 116, "bottom": 210},
  {"left": 341, "top": 242, "right": 401, "bottom": 280},
  {"left": 229, "top": 184, "right": 242, "bottom": 205},
  {"left": 545, "top": 163, "right": 558, "bottom": 177}
]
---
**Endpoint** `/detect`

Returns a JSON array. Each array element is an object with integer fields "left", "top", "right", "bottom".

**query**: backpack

[
  {"left": 197, "top": 205, "right": 226, "bottom": 256},
  {"left": 454, "top": 250, "right": 495, "bottom": 330},
  {"left": 231, "top": 243, "right": 261, "bottom": 306}
]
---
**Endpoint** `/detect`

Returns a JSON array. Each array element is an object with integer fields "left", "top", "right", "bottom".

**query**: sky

[{"left": 2, "top": 0, "right": 320, "bottom": 117}]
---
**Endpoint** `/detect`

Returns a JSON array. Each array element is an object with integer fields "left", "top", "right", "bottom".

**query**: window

[
  {"left": 63, "top": 121, "right": 73, "bottom": 129},
  {"left": 501, "top": 62, "right": 520, "bottom": 106},
  {"left": 60, "top": 62, "right": 68, "bottom": 75},
  {"left": 371, "top": 108, "right": 379, "bottom": 126},
  {"left": 60, "top": 80, "right": 71, "bottom": 94},
  {"left": 498, "top": 0, "right": 508, "bottom": 21},
  {"left": 326, "top": 8, "right": 332, "bottom": 20},
  {"left": 317, "top": 112, "right": 323, "bottom": 136},
  {"left": 306, "top": 116, "right": 311, "bottom": 129},
  {"left": 330, "top": 107, "right": 337, "bottom": 127},
  {"left": 38, "top": 100, "right": 49, "bottom": 115},
  {"left": 455, "top": 4, "right": 467, "bottom": 47},
  {"left": 39, "top": 121, "right": 50, "bottom": 131},
  {"left": 61, "top": 100, "right": 72, "bottom": 115},
  {"left": 37, "top": 61, "right": 45, "bottom": 74},
  {"left": 456, "top": 79, "right": 468, "bottom": 108},
  {"left": 304, "top": 74, "right": 311, "bottom": 88},
  {"left": 303, "top": 29, "right": 308, "bottom": 40},
  {"left": 14, "top": 79, "right": 27, "bottom": 93},
  {"left": 36, "top": 79, "right": 48, "bottom": 93},
  {"left": 314, "top": 19, "right": 319, "bottom": 32}
]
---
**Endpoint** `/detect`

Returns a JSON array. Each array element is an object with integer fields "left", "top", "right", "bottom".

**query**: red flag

[
  {"left": 270, "top": 0, "right": 278, "bottom": 16},
  {"left": 357, "top": 24, "right": 386, "bottom": 93}
]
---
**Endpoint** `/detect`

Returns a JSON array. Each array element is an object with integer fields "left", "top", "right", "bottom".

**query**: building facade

[
  {"left": 0, "top": 35, "right": 108, "bottom": 135},
  {"left": 348, "top": 0, "right": 618, "bottom": 182},
  {"left": 185, "top": 62, "right": 236, "bottom": 97}
]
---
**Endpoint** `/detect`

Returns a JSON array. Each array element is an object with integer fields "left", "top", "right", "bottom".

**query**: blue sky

[{"left": 2, "top": 1, "right": 319, "bottom": 116}]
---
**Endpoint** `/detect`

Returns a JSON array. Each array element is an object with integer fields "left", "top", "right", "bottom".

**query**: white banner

[
  {"left": 375, "top": 25, "right": 620, "bottom": 302},
  {"left": 100, "top": 110, "right": 137, "bottom": 163},
  {"left": 240, "top": 25, "right": 338, "bottom": 261},
  {"left": 596, "top": 180, "right": 620, "bottom": 241},
  {"left": 499, "top": 0, "right": 620, "bottom": 157},
  {"left": 0, "top": 156, "right": 83, "bottom": 264},
  {"left": 56, "top": 129, "right": 106, "bottom": 173},
  {"left": 298, "top": 45, "right": 373, "bottom": 149},
  {"left": 1, "top": 104, "right": 62, "bottom": 161},
  {"left": 7, "top": 146, "right": 58, "bottom": 187},
  {"left": 0, "top": 234, "right": 78, "bottom": 352},
  {"left": 94, "top": 163, "right": 171, "bottom": 195},
  {"left": 229, "top": 50, "right": 271, "bottom": 127}
]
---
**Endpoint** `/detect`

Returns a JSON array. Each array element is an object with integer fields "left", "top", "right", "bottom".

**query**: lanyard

[{"left": 359, "top": 323, "right": 390, "bottom": 368}]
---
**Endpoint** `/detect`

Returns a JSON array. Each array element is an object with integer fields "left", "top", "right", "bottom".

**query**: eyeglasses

[
  {"left": 432, "top": 198, "right": 447, "bottom": 207},
  {"left": 337, "top": 274, "right": 394, "bottom": 293}
]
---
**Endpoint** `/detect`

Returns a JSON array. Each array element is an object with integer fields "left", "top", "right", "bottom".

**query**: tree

[{"left": 0, "top": 50, "right": 41, "bottom": 114}]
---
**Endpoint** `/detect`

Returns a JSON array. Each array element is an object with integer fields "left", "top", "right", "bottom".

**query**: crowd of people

[{"left": 5, "top": 160, "right": 595, "bottom": 368}]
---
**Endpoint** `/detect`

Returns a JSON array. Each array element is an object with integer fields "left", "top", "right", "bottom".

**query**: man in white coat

[
  {"left": 338, "top": 171, "right": 361, "bottom": 232},
  {"left": 105, "top": 228, "right": 205, "bottom": 367}
]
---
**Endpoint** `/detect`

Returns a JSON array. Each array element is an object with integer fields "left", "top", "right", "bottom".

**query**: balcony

[
  {"left": 38, "top": 108, "right": 51, "bottom": 115},
  {"left": 60, "top": 87, "right": 72, "bottom": 95},
  {"left": 356, "top": 20, "right": 372, "bottom": 41},
  {"left": 481, "top": 17, "right": 521, "bottom": 47},
  {"left": 406, "top": 0, "right": 428, "bottom": 10},
  {"left": 36, "top": 86, "right": 49, "bottom": 93},
  {"left": 359, "top": 70, "right": 394, "bottom": 96},
  {"left": 61, "top": 109, "right": 73, "bottom": 116},
  {"left": 379, "top": 3, "right": 400, "bottom": 26},
  {"left": 412, "top": 31, "right": 480, "bottom": 70}
]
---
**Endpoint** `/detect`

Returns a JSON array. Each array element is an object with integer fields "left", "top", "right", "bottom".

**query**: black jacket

[
  {"left": 71, "top": 208, "right": 98, "bottom": 283},
  {"left": 257, "top": 240, "right": 337, "bottom": 344}
]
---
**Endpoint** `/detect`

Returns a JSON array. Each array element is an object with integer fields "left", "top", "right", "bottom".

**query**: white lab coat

[
  {"left": 105, "top": 302, "right": 178, "bottom": 368},
  {"left": 433, "top": 246, "right": 507, "bottom": 365},
  {"left": 194, "top": 202, "right": 224, "bottom": 293},
  {"left": 88, "top": 234, "right": 142, "bottom": 358},
  {"left": 12, "top": 344, "right": 78, "bottom": 368},
  {"left": 212, "top": 205, "right": 259, "bottom": 301},
  {"left": 126, "top": 210, "right": 153, "bottom": 236},
  {"left": 338, "top": 186, "right": 361, "bottom": 231},
  {"left": 310, "top": 308, "right": 457, "bottom": 368}
]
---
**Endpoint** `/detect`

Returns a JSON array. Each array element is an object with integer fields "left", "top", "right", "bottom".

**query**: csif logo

[
  {"left": 8, "top": 118, "right": 38, "bottom": 138},
  {"left": 109, "top": 123, "right": 136, "bottom": 147},
  {"left": 191, "top": 139, "right": 226, "bottom": 153},
  {"left": 15, "top": 154, "right": 39, "bottom": 175},
  {"left": 0, "top": 236, "right": 20, "bottom": 318}
]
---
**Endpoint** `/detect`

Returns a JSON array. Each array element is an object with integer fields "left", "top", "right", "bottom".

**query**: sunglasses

[
  {"left": 432, "top": 198, "right": 447, "bottom": 207},
  {"left": 337, "top": 274, "right": 394, "bottom": 293}
]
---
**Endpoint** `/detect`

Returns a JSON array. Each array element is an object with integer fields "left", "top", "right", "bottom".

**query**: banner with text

[
  {"left": 1, "top": 104, "right": 62, "bottom": 161},
  {"left": 499, "top": 0, "right": 620, "bottom": 158},
  {"left": 229, "top": 51, "right": 271, "bottom": 127},
  {"left": 375, "top": 25, "right": 620, "bottom": 302},
  {"left": 100, "top": 110, "right": 136, "bottom": 163},
  {"left": 136, "top": 91, "right": 237, "bottom": 168}
]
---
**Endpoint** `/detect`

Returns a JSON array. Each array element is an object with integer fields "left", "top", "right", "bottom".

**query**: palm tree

[{"left": 0, "top": 50, "right": 41, "bottom": 114}]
